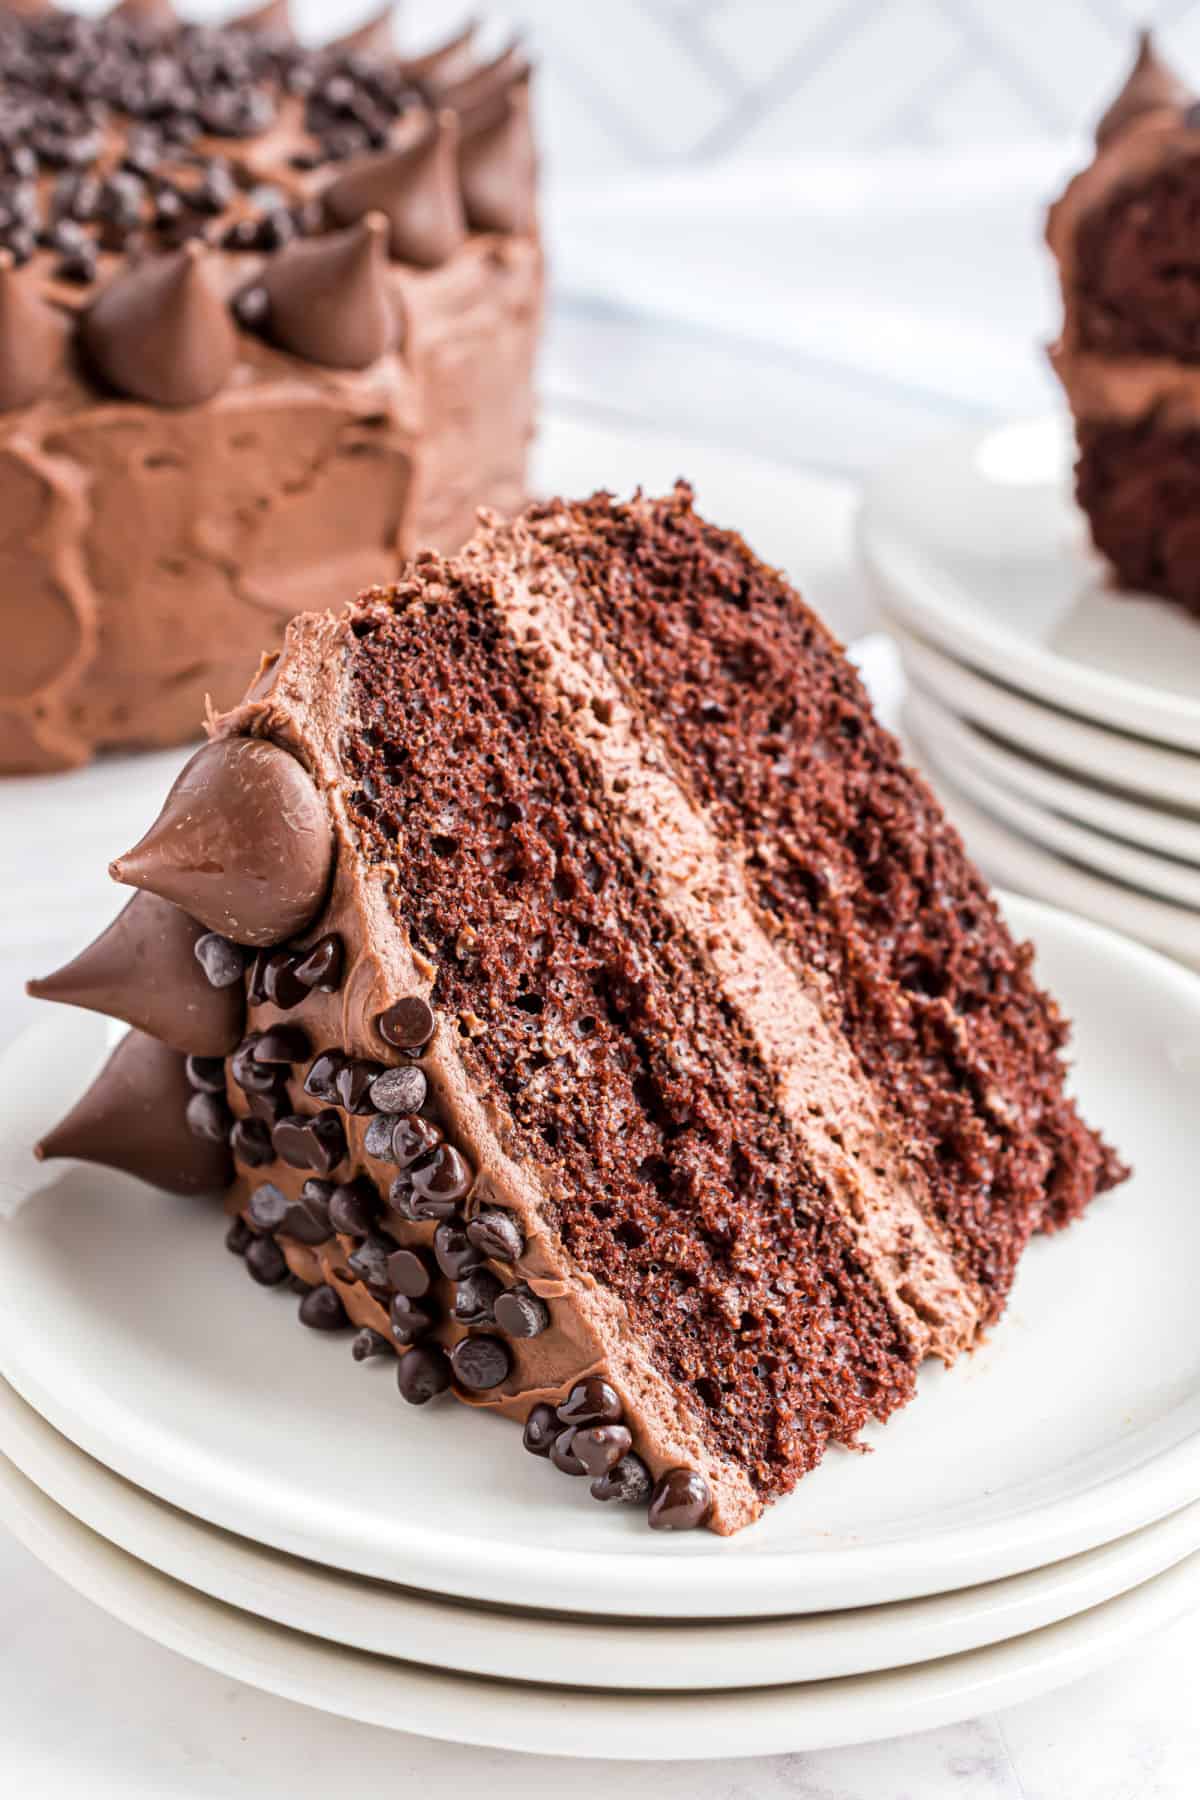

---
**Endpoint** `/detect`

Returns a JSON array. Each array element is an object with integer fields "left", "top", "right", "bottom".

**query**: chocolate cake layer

[
  {"left": 0, "top": 6, "right": 540, "bottom": 772},
  {"left": 29, "top": 488, "right": 1126, "bottom": 1536},
  {"left": 1074, "top": 413, "right": 1200, "bottom": 612}
]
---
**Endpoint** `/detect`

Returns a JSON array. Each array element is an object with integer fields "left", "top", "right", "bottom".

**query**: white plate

[
  {"left": 6, "top": 1375, "right": 1200, "bottom": 1692},
  {"left": 909, "top": 715, "right": 1200, "bottom": 911},
  {"left": 4, "top": 1452, "right": 1200, "bottom": 1761},
  {"left": 921, "top": 773, "right": 1200, "bottom": 972},
  {"left": 886, "top": 619, "right": 1200, "bottom": 813},
  {"left": 3, "top": 898, "right": 1200, "bottom": 1620},
  {"left": 858, "top": 414, "right": 1200, "bottom": 750},
  {"left": 906, "top": 687, "right": 1200, "bottom": 866}
]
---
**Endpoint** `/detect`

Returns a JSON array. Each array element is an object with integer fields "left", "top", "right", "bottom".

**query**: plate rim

[
  {"left": 3, "top": 894, "right": 1200, "bottom": 1617},
  {"left": 5, "top": 1449, "right": 1200, "bottom": 1761},
  {"left": 858, "top": 413, "right": 1200, "bottom": 751}
]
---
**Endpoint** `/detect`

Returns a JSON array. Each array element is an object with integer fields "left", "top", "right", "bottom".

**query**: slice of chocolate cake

[
  {"left": 0, "top": 3, "right": 540, "bottom": 772},
  {"left": 1047, "top": 30, "right": 1200, "bottom": 616},
  {"left": 28, "top": 487, "right": 1126, "bottom": 1535}
]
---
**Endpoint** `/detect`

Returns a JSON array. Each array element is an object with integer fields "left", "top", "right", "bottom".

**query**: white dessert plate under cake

[
  {"left": 858, "top": 414, "right": 1200, "bottom": 751},
  {"left": 4, "top": 1452, "right": 1200, "bottom": 1761},
  {"left": 885, "top": 616, "right": 1200, "bottom": 814},
  {"left": 908, "top": 717, "right": 1200, "bottom": 911},
  {"left": 2, "top": 897, "right": 1199, "bottom": 1621},
  {"left": 906, "top": 687, "right": 1200, "bottom": 866},
  {"left": 5, "top": 1375, "right": 1200, "bottom": 1693}
]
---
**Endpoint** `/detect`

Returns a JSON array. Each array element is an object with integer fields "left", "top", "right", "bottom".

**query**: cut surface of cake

[
  {"left": 0, "top": 3, "right": 540, "bottom": 772},
  {"left": 1047, "top": 29, "right": 1200, "bottom": 615},
  {"left": 29, "top": 487, "right": 1126, "bottom": 1535}
]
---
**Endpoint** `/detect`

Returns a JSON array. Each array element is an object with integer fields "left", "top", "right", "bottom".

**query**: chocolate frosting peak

[
  {"left": 110, "top": 736, "right": 334, "bottom": 948},
  {"left": 322, "top": 114, "right": 467, "bottom": 268},
  {"left": 35, "top": 1028, "right": 233, "bottom": 1196},
  {"left": 397, "top": 20, "right": 479, "bottom": 86},
  {"left": 81, "top": 241, "right": 238, "bottom": 409},
  {"left": 260, "top": 214, "right": 396, "bottom": 370},
  {"left": 0, "top": 252, "right": 67, "bottom": 412},
  {"left": 1096, "top": 28, "right": 1194, "bottom": 147},
  {"left": 107, "top": 0, "right": 177, "bottom": 28},
  {"left": 459, "top": 86, "right": 536, "bottom": 235},
  {"left": 228, "top": 0, "right": 293, "bottom": 35},
  {"left": 27, "top": 890, "right": 245, "bottom": 1058},
  {"left": 327, "top": 6, "right": 394, "bottom": 58}
]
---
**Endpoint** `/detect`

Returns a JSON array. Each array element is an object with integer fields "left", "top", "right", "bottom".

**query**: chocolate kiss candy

[
  {"left": 459, "top": 86, "right": 536, "bottom": 235},
  {"left": 26, "top": 890, "right": 244, "bottom": 1057},
  {"left": 323, "top": 115, "right": 467, "bottom": 269},
  {"left": 0, "top": 252, "right": 68, "bottom": 412},
  {"left": 1096, "top": 29, "right": 1194, "bottom": 147},
  {"left": 227, "top": 0, "right": 293, "bottom": 34},
  {"left": 326, "top": 5, "right": 394, "bottom": 57},
  {"left": 109, "top": 736, "right": 334, "bottom": 948},
  {"left": 260, "top": 215, "right": 396, "bottom": 371},
  {"left": 81, "top": 242, "right": 238, "bottom": 408},
  {"left": 35, "top": 1029, "right": 233, "bottom": 1195}
]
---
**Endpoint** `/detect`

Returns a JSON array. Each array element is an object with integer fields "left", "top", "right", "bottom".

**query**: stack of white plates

[
  {"left": 858, "top": 415, "right": 1200, "bottom": 971},
  {"left": 3, "top": 893, "right": 1200, "bottom": 1760}
]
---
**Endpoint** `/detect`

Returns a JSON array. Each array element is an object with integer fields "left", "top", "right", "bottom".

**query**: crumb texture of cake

[
  {"left": 28, "top": 487, "right": 1126, "bottom": 1537},
  {"left": 1046, "top": 28, "right": 1200, "bottom": 612},
  {"left": 0, "top": 4, "right": 541, "bottom": 773}
]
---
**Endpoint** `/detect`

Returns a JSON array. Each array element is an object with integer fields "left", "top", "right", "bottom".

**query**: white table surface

[{"left": 6, "top": 149, "right": 1200, "bottom": 1796}]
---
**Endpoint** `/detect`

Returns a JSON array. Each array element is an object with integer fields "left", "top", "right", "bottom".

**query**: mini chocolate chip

[
  {"left": 184, "top": 1054, "right": 226, "bottom": 1093},
  {"left": 231, "top": 1035, "right": 286, "bottom": 1096},
  {"left": 245, "top": 1234, "right": 288, "bottom": 1286},
  {"left": 410, "top": 1144, "right": 472, "bottom": 1216},
  {"left": 272, "top": 1110, "right": 347, "bottom": 1174},
  {"left": 289, "top": 1178, "right": 334, "bottom": 1245},
  {"left": 347, "top": 1234, "right": 391, "bottom": 1289},
  {"left": 255, "top": 1025, "right": 311, "bottom": 1065},
  {"left": 591, "top": 1454, "right": 653, "bottom": 1506},
  {"left": 247, "top": 1086, "right": 289, "bottom": 1126},
  {"left": 329, "top": 1176, "right": 378, "bottom": 1237},
  {"left": 433, "top": 1219, "right": 484, "bottom": 1280},
  {"left": 363, "top": 1112, "right": 397, "bottom": 1160},
  {"left": 494, "top": 1285, "right": 549, "bottom": 1339},
  {"left": 257, "top": 950, "right": 308, "bottom": 1010},
  {"left": 194, "top": 932, "right": 245, "bottom": 988},
  {"left": 335, "top": 1058, "right": 383, "bottom": 1115},
  {"left": 397, "top": 1342, "right": 452, "bottom": 1405},
  {"left": 648, "top": 1468, "right": 712, "bottom": 1532},
  {"left": 233, "top": 283, "right": 269, "bottom": 329},
  {"left": 377, "top": 994, "right": 435, "bottom": 1050},
  {"left": 466, "top": 1207, "right": 524, "bottom": 1263},
  {"left": 369, "top": 1065, "right": 427, "bottom": 1114},
  {"left": 557, "top": 1377, "right": 622, "bottom": 1427},
  {"left": 225, "top": 1215, "right": 252, "bottom": 1257},
  {"left": 550, "top": 1427, "right": 587, "bottom": 1476},
  {"left": 293, "top": 934, "right": 343, "bottom": 993},
  {"left": 304, "top": 1050, "right": 347, "bottom": 1104},
  {"left": 387, "top": 1245, "right": 435, "bottom": 1297},
  {"left": 248, "top": 1182, "right": 290, "bottom": 1232},
  {"left": 392, "top": 1114, "right": 443, "bottom": 1170},
  {"left": 571, "top": 1425, "right": 633, "bottom": 1478},
  {"left": 299, "top": 1283, "right": 350, "bottom": 1331},
  {"left": 57, "top": 244, "right": 97, "bottom": 284},
  {"left": 186, "top": 1090, "right": 233, "bottom": 1142},
  {"left": 452, "top": 1269, "right": 503, "bottom": 1326},
  {"left": 522, "top": 1403, "right": 560, "bottom": 1457},
  {"left": 450, "top": 1333, "right": 511, "bottom": 1392},
  {"left": 352, "top": 1326, "right": 390, "bottom": 1362},
  {"left": 231, "top": 1115, "right": 274, "bottom": 1168},
  {"left": 390, "top": 1292, "right": 437, "bottom": 1345}
]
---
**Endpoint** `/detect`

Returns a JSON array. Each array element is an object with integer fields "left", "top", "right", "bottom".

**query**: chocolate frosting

[
  {"left": 109, "top": 737, "right": 334, "bottom": 948},
  {"left": 327, "top": 6, "right": 394, "bottom": 58},
  {"left": 228, "top": 0, "right": 293, "bottom": 34},
  {"left": 438, "top": 44, "right": 531, "bottom": 120},
  {"left": 259, "top": 215, "right": 396, "bottom": 370},
  {"left": 35, "top": 1027, "right": 233, "bottom": 1195},
  {"left": 397, "top": 21, "right": 479, "bottom": 86},
  {"left": 27, "top": 890, "right": 245, "bottom": 1057},
  {"left": 1096, "top": 29, "right": 1193, "bottom": 146},
  {"left": 107, "top": 0, "right": 177, "bottom": 26},
  {"left": 322, "top": 115, "right": 467, "bottom": 268},
  {"left": 81, "top": 243, "right": 238, "bottom": 408},
  {"left": 0, "top": 252, "right": 68, "bottom": 412},
  {"left": 459, "top": 87, "right": 536, "bottom": 235}
]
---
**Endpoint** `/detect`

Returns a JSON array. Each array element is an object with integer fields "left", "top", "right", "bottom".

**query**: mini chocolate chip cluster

[
  {"left": 524, "top": 1379, "right": 712, "bottom": 1530},
  {"left": 0, "top": 9, "right": 421, "bottom": 270}
]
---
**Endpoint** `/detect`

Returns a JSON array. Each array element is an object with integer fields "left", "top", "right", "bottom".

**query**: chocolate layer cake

[
  {"left": 1047, "top": 30, "right": 1200, "bottom": 615},
  {"left": 0, "top": 2, "right": 539, "bottom": 773},
  {"left": 29, "top": 487, "right": 1126, "bottom": 1534}
]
